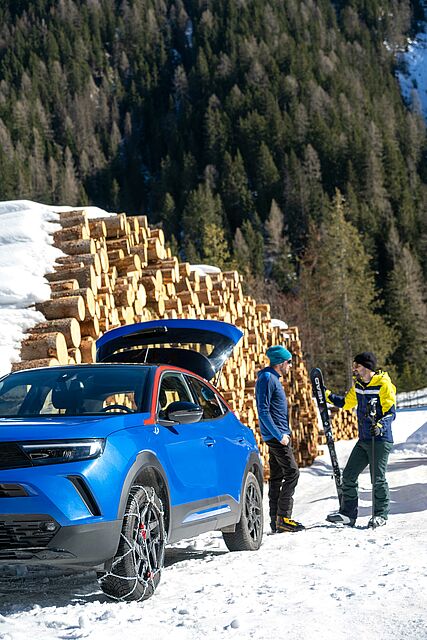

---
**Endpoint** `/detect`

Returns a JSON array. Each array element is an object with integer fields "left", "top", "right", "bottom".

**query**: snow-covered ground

[
  {"left": 0, "top": 200, "right": 112, "bottom": 378},
  {"left": 0, "top": 408, "right": 426, "bottom": 639}
]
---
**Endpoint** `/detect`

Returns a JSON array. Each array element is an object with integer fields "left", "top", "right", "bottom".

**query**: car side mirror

[{"left": 166, "top": 401, "right": 203, "bottom": 424}]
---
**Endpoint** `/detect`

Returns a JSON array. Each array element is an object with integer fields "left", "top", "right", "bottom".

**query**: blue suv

[{"left": 0, "top": 320, "right": 264, "bottom": 601}]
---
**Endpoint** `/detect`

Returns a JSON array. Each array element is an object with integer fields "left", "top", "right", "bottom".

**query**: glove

[
  {"left": 370, "top": 422, "right": 383, "bottom": 437},
  {"left": 325, "top": 389, "right": 332, "bottom": 403}
]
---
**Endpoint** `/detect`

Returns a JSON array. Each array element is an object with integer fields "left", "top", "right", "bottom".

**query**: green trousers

[{"left": 341, "top": 440, "right": 393, "bottom": 520}]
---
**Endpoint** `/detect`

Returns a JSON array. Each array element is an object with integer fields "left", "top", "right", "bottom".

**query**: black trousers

[{"left": 267, "top": 438, "right": 300, "bottom": 519}]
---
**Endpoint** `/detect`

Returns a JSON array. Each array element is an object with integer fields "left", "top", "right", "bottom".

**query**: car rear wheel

[
  {"left": 222, "top": 472, "right": 263, "bottom": 552},
  {"left": 99, "top": 485, "right": 166, "bottom": 601}
]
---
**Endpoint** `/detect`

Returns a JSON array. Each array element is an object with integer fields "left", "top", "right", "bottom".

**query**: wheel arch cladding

[
  {"left": 117, "top": 452, "right": 171, "bottom": 537},
  {"left": 247, "top": 452, "right": 264, "bottom": 496}
]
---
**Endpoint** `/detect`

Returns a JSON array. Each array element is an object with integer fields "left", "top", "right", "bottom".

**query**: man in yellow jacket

[{"left": 325, "top": 352, "right": 396, "bottom": 528}]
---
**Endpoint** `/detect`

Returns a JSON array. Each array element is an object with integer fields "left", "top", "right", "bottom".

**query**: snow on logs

[{"left": 13, "top": 208, "right": 357, "bottom": 472}]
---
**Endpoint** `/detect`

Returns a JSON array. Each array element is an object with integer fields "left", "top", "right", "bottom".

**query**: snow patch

[
  {"left": 397, "top": 27, "right": 427, "bottom": 120},
  {"left": 190, "top": 264, "right": 221, "bottom": 275},
  {"left": 0, "top": 200, "right": 112, "bottom": 377}
]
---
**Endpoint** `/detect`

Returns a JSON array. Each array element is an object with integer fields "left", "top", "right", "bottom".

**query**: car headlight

[{"left": 21, "top": 439, "right": 105, "bottom": 465}]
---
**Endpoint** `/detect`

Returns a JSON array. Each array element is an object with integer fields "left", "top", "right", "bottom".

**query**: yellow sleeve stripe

[
  {"left": 343, "top": 386, "right": 357, "bottom": 410},
  {"left": 379, "top": 380, "right": 396, "bottom": 413}
]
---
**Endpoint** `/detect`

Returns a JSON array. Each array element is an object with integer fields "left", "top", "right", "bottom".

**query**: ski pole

[{"left": 368, "top": 398, "right": 378, "bottom": 529}]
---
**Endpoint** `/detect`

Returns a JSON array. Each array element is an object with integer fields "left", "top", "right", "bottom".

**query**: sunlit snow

[
  {"left": 0, "top": 200, "right": 112, "bottom": 377},
  {"left": 397, "top": 8, "right": 427, "bottom": 120}
]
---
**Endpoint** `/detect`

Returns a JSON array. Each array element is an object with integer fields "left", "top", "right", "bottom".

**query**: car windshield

[{"left": 0, "top": 365, "right": 151, "bottom": 418}]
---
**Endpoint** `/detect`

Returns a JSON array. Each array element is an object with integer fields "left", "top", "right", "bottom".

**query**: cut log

[
  {"left": 150, "top": 227, "right": 165, "bottom": 244},
  {"left": 53, "top": 224, "right": 90, "bottom": 245},
  {"left": 50, "top": 279, "right": 79, "bottom": 292},
  {"left": 80, "top": 316, "right": 100, "bottom": 339},
  {"left": 88, "top": 219, "right": 107, "bottom": 238},
  {"left": 135, "top": 284, "right": 146, "bottom": 308},
  {"left": 59, "top": 211, "right": 89, "bottom": 231},
  {"left": 104, "top": 213, "right": 127, "bottom": 238},
  {"left": 35, "top": 296, "right": 86, "bottom": 322},
  {"left": 20, "top": 332, "right": 68, "bottom": 364},
  {"left": 106, "top": 237, "right": 131, "bottom": 254},
  {"left": 80, "top": 337, "right": 96, "bottom": 363},
  {"left": 29, "top": 318, "right": 81, "bottom": 349},
  {"left": 147, "top": 237, "right": 166, "bottom": 261},
  {"left": 130, "top": 246, "right": 148, "bottom": 265},
  {"left": 45, "top": 265, "right": 97, "bottom": 292},
  {"left": 59, "top": 238, "right": 96, "bottom": 255},
  {"left": 50, "top": 288, "right": 95, "bottom": 318},
  {"left": 55, "top": 253, "right": 102, "bottom": 276},
  {"left": 178, "top": 262, "right": 192, "bottom": 278},
  {"left": 115, "top": 254, "right": 141, "bottom": 276},
  {"left": 114, "top": 286, "right": 135, "bottom": 307},
  {"left": 12, "top": 357, "right": 60, "bottom": 371}
]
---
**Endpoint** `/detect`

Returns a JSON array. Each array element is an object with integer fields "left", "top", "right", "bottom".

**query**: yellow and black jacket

[{"left": 326, "top": 370, "right": 396, "bottom": 443}]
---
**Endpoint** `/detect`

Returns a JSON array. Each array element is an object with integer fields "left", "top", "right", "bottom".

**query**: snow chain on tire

[{"left": 99, "top": 485, "right": 165, "bottom": 602}]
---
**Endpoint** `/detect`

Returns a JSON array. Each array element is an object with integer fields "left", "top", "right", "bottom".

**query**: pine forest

[{"left": 0, "top": 0, "right": 427, "bottom": 390}]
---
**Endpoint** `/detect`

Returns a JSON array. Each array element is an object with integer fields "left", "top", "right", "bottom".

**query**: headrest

[{"left": 52, "top": 379, "right": 85, "bottom": 411}]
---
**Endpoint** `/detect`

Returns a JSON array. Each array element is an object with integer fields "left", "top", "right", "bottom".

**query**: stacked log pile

[{"left": 12, "top": 208, "right": 358, "bottom": 472}]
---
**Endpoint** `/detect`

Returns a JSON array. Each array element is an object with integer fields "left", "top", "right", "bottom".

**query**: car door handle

[{"left": 204, "top": 437, "right": 216, "bottom": 447}]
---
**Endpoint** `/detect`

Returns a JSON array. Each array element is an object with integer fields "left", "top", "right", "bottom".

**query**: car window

[
  {"left": 158, "top": 373, "right": 192, "bottom": 418},
  {"left": 0, "top": 366, "right": 151, "bottom": 417},
  {"left": 0, "top": 384, "right": 29, "bottom": 416},
  {"left": 187, "top": 376, "right": 223, "bottom": 420}
]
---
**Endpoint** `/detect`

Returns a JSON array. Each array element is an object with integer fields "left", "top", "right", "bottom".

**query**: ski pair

[{"left": 310, "top": 368, "right": 343, "bottom": 506}]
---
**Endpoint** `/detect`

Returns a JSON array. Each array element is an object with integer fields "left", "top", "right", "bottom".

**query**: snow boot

[
  {"left": 276, "top": 516, "right": 305, "bottom": 532},
  {"left": 368, "top": 516, "right": 387, "bottom": 528},
  {"left": 270, "top": 519, "right": 277, "bottom": 534},
  {"left": 326, "top": 512, "right": 356, "bottom": 526}
]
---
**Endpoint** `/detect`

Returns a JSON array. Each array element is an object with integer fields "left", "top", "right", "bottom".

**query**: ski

[{"left": 310, "top": 367, "right": 343, "bottom": 506}]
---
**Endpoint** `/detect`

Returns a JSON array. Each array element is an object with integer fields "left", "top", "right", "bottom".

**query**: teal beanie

[{"left": 266, "top": 345, "right": 292, "bottom": 365}]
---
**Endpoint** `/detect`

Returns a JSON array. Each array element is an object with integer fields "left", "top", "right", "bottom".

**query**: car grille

[
  {"left": 0, "top": 443, "right": 32, "bottom": 470},
  {"left": 0, "top": 516, "right": 59, "bottom": 550}
]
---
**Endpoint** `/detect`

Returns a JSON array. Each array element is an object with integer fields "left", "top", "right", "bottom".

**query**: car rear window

[{"left": 0, "top": 366, "right": 151, "bottom": 417}]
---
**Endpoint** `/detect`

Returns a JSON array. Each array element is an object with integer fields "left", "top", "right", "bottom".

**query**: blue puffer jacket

[
  {"left": 326, "top": 370, "right": 396, "bottom": 443},
  {"left": 255, "top": 367, "right": 291, "bottom": 442}
]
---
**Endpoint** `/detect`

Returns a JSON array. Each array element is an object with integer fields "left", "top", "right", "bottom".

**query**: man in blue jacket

[
  {"left": 326, "top": 351, "right": 396, "bottom": 528},
  {"left": 256, "top": 345, "right": 305, "bottom": 533}
]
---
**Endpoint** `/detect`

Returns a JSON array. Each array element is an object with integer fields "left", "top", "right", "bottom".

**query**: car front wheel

[
  {"left": 99, "top": 485, "right": 166, "bottom": 601},
  {"left": 222, "top": 471, "right": 263, "bottom": 552}
]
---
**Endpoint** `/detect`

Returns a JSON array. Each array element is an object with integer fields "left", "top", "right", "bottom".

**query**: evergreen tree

[
  {"left": 240, "top": 218, "right": 265, "bottom": 278},
  {"left": 181, "top": 182, "right": 224, "bottom": 261},
  {"left": 232, "top": 227, "right": 251, "bottom": 276},
  {"left": 220, "top": 151, "right": 254, "bottom": 229},
  {"left": 253, "top": 142, "right": 280, "bottom": 219},
  {"left": 264, "top": 200, "right": 296, "bottom": 293},
  {"left": 201, "top": 222, "right": 230, "bottom": 270},
  {"left": 299, "top": 190, "right": 394, "bottom": 389},
  {"left": 204, "top": 94, "right": 229, "bottom": 167}
]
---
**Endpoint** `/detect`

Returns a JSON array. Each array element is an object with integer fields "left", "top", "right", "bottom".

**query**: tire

[
  {"left": 99, "top": 485, "right": 166, "bottom": 602},
  {"left": 222, "top": 472, "right": 263, "bottom": 552}
]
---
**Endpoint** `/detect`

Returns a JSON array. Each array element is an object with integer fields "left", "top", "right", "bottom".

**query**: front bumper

[{"left": 0, "top": 515, "right": 122, "bottom": 567}]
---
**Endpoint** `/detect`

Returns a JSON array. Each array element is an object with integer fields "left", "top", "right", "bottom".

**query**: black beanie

[{"left": 354, "top": 351, "right": 377, "bottom": 372}]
